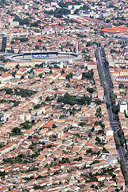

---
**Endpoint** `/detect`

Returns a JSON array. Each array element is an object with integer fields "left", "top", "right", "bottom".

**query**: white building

[{"left": 118, "top": 99, "right": 128, "bottom": 114}]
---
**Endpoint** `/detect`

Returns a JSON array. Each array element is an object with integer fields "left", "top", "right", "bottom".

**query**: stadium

[{"left": 7, "top": 51, "right": 82, "bottom": 63}]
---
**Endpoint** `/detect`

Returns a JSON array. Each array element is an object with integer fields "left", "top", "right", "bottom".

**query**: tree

[
  {"left": 112, "top": 105, "right": 118, "bottom": 114},
  {"left": 11, "top": 40, "right": 15, "bottom": 44},
  {"left": 59, "top": 157, "right": 70, "bottom": 164},
  {"left": 13, "top": 15, "right": 29, "bottom": 25},
  {"left": 82, "top": 70, "right": 94, "bottom": 80},
  {"left": 58, "top": 93, "right": 75, "bottom": 105},
  {"left": 1, "top": 36, "right": 7, "bottom": 52},
  {"left": 119, "top": 83, "right": 124, "bottom": 89},
  {"left": 20, "top": 121, "right": 34, "bottom": 130},
  {"left": 11, "top": 71, "right": 16, "bottom": 77},
  {"left": 106, "top": 102, "right": 110, "bottom": 109},
  {"left": 30, "top": 20, "right": 40, "bottom": 27},
  {"left": 21, "top": 75, "right": 24, "bottom": 79},
  {"left": 45, "top": 96, "right": 51, "bottom": 101},
  {"left": 86, "top": 41, "right": 91, "bottom": 47},
  {"left": 95, "top": 99, "right": 102, "bottom": 105},
  {"left": 49, "top": 69, "right": 52, "bottom": 74},
  {"left": 44, "top": 8, "right": 70, "bottom": 18},
  {"left": 61, "top": 69, "right": 65, "bottom": 75},
  {"left": 35, "top": 45, "right": 39, "bottom": 50},
  {"left": 39, "top": 73, "right": 42, "bottom": 78},
  {"left": 87, "top": 87, "right": 95, "bottom": 93},
  {"left": 11, "top": 127, "right": 21, "bottom": 135},
  {"left": 19, "top": 37, "right": 29, "bottom": 42},
  {"left": 15, "top": 64, "right": 19, "bottom": 69},
  {"left": 84, "top": 54, "right": 92, "bottom": 61},
  {"left": 88, "top": 132, "right": 92, "bottom": 138},
  {"left": 104, "top": 87, "right": 107, "bottom": 95},
  {"left": 66, "top": 73, "right": 73, "bottom": 81},
  {"left": 0, "top": 142, "right": 5, "bottom": 148},
  {"left": 52, "top": 124, "right": 57, "bottom": 128},
  {"left": 6, "top": 88, "right": 13, "bottom": 95},
  {"left": 110, "top": 91, "right": 117, "bottom": 105},
  {"left": 95, "top": 107, "right": 102, "bottom": 118},
  {"left": 124, "top": 110, "right": 128, "bottom": 118},
  {"left": 102, "top": 147, "right": 109, "bottom": 153},
  {"left": 38, "top": 39, "right": 42, "bottom": 42},
  {"left": 79, "top": 122, "right": 86, "bottom": 127},
  {"left": 73, "top": 156, "right": 82, "bottom": 161},
  {"left": 90, "top": 160, "right": 100, "bottom": 165}
]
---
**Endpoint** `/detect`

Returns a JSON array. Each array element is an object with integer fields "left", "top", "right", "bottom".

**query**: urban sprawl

[{"left": 0, "top": 0, "right": 128, "bottom": 191}]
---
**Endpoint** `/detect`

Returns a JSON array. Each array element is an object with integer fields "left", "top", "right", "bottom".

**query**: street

[{"left": 96, "top": 48, "right": 128, "bottom": 188}]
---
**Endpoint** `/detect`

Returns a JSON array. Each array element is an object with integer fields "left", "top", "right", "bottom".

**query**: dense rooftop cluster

[
  {"left": 0, "top": 0, "right": 128, "bottom": 191},
  {"left": 0, "top": 64, "right": 125, "bottom": 191}
]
